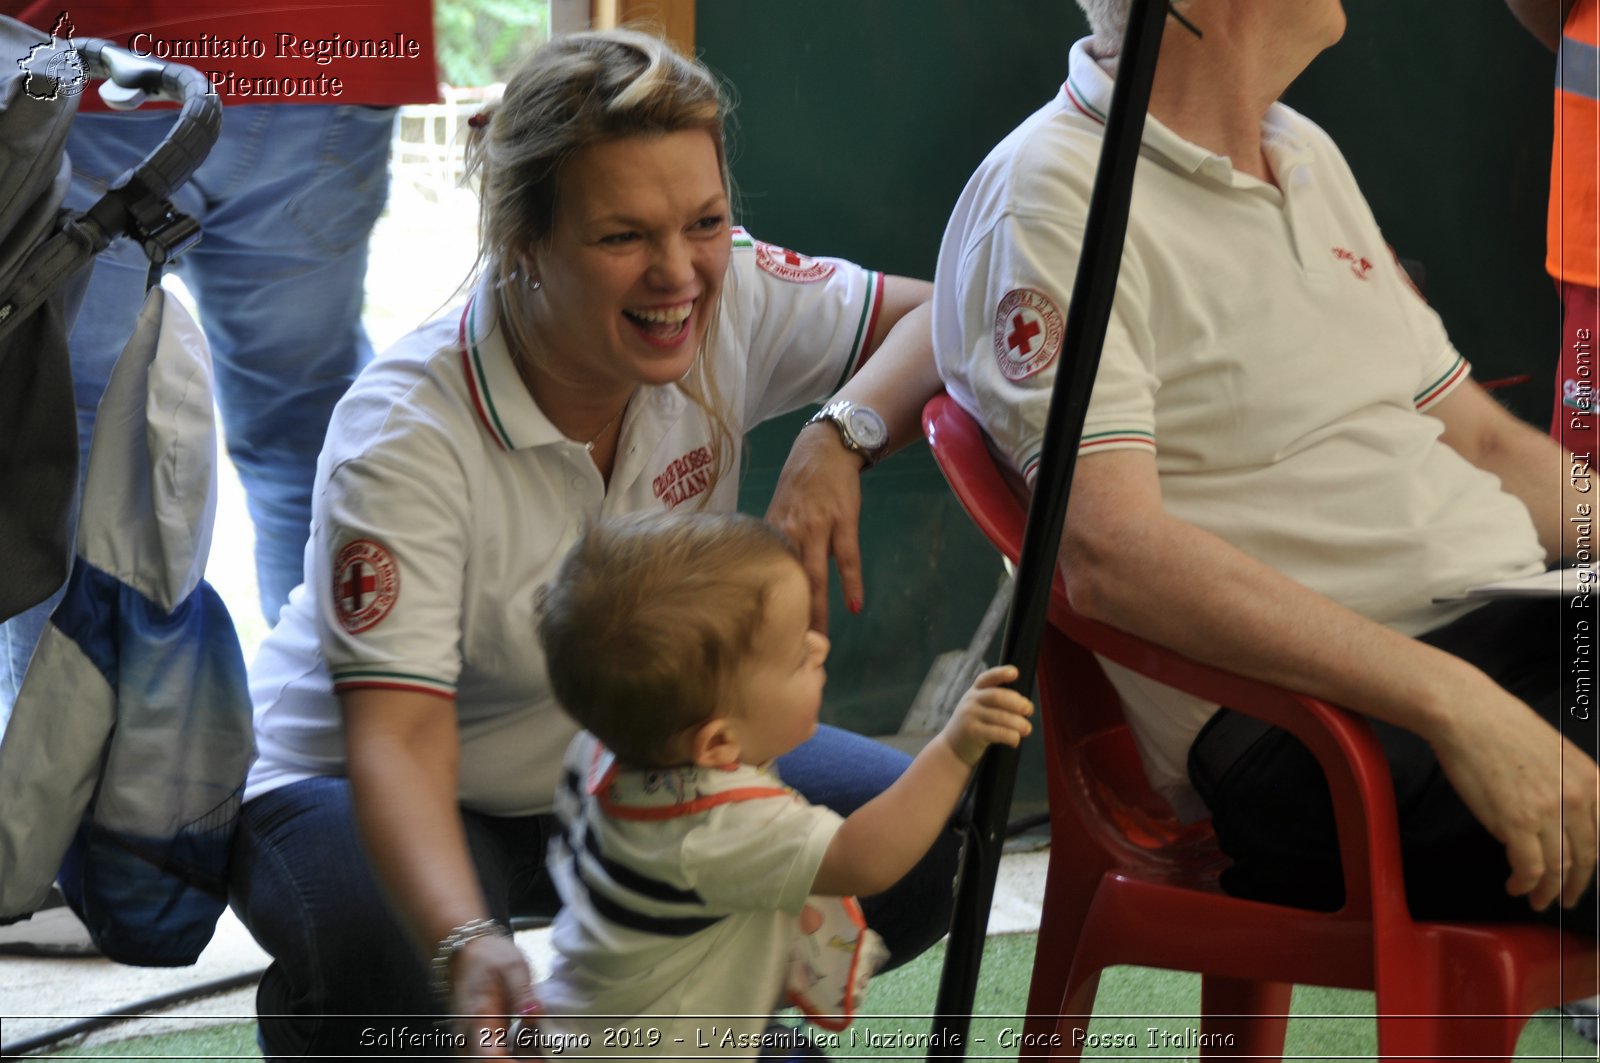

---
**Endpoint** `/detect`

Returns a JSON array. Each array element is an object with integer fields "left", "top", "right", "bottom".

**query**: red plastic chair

[{"left": 922, "top": 392, "right": 1597, "bottom": 1060}]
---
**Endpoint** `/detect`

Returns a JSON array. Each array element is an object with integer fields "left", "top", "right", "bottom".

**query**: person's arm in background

[
  {"left": 766, "top": 279, "right": 940, "bottom": 630},
  {"left": 342, "top": 690, "right": 534, "bottom": 1057},
  {"left": 1506, "top": 0, "right": 1576, "bottom": 51},
  {"left": 1058, "top": 448, "right": 1599, "bottom": 914}
]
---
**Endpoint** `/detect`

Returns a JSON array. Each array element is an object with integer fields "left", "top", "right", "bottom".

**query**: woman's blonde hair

[{"left": 464, "top": 28, "right": 736, "bottom": 493}]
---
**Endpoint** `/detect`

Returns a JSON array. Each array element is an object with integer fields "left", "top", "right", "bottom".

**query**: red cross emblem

[
  {"left": 755, "top": 240, "right": 835, "bottom": 283},
  {"left": 333, "top": 539, "right": 400, "bottom": 633},
  {"left": 994, "top": 288, "right": 1065, "bottom": 381},
  {"left": 1007, "top": 312, "right": 1043, "bottom": 357},
  {"left": 341, "top": 562, "right": 377, "bottom": 613}
]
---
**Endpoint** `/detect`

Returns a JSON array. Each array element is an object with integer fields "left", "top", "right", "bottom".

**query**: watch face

[{"left": 843, "top": 406, "right": 889, "bottom": 450}]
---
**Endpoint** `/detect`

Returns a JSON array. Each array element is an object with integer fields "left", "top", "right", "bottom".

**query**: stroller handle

[{"left": 71, "top": 37, "right": 221, "bottom": 205}]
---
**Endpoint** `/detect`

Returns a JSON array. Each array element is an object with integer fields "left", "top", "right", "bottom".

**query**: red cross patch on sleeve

[
  {"left": 333, "top": 538, "right": 400, "bottom": 634},
  {"left": 755, "top": 241, "right": 836, "bottom": 283},
  {"left": 993, "top": 288, "right": 1065, "bottom": 381}
]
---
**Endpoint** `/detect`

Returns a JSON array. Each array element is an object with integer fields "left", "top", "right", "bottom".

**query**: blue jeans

[
  {"left": 229, "top": 724, "right": 961, "bottom": 1059},
  {"left": 0, "top": 104, "right": 393, "bottom": 730}
]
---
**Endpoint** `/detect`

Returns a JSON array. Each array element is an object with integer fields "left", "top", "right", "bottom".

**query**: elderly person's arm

[
  {"left": 1506, "top": 0, "right": 1575, "bottom": 51},
  {"left": 1428, "top": 378, "right": 1591, "bottom": 564},
  {"left": 343, "top": 690, "right": 534, "bottom": 1056},
  {"left": 766, "top": 280, "right": 939, "bottom": 629},
  {"left": 1061, "top": 448, "right": 1599, "bottom": 913}
]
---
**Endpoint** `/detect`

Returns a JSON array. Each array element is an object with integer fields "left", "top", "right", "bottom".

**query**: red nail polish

[{"left": 847, "top": 598, "right": 862, "bottom": 615}]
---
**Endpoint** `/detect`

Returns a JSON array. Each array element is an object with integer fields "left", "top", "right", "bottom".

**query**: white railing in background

[{"left": 390, "top": 84, "right": 505, "bottom": 199}]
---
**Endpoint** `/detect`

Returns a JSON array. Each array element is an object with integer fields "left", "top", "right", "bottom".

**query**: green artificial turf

[{"left": 27, "top": 933, "right": 1599, "bottom": 1059}]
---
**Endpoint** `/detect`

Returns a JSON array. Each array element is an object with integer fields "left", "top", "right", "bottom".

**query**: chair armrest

[
  {"left": 922, "top": 392, "right": 1411, "bottom": 921},
  {"left": 1058, "top": 612, "right": 1408, "bottom": 921}
]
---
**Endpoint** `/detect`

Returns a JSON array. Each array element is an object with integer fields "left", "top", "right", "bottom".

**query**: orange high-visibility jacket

[{"left": 1554, "top": 0, "right": 1600, "bottom": 286}]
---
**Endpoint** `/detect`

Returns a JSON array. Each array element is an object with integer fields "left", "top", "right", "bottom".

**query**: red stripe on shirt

[
  {"left": 853, "top": 272, "right": 887, "bottom": 374},
  {"left": 331, "top": 680, "right": 456, "bottom": 700},
  {"left": 1064, "top": 81, "right": 1107, "bottom": 126},
  {"left": 1416, "top": 360, "right": 1470, "bottom": 409},
  {"left": 598, "top": 785, "right": 795, "bottom": 821}
]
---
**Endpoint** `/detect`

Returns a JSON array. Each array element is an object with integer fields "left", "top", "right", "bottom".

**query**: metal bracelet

[{"left": 430, "top": 916, "right": 509, "bottom": 1004}]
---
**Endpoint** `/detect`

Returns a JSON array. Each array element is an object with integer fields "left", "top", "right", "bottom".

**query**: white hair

[{"left": 1076, "top": 0, "right": 1130, "bottom": 56}]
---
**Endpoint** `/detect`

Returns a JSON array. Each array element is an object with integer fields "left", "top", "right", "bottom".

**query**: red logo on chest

[
  {"left": 1332, "top": 246, "right": 1373, "bottom": 280},
  {"left": 652, "top": 446, "right": 714, "bottom": 509}
]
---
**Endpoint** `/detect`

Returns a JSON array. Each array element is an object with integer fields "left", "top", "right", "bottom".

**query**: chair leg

[
  {"left": 1374, "top": 940, "right": 1528, "bottom": 1061},
  {"left": 1376, "top": 1002, "right": 1527, "bottom": 1061},
  {"left": 1038, "top": 967, "right": 1104, "bottom": 1061},
  {"left": 1375, "top": 1014, "right": 1525, "bottom": 1061},
  {"left": 1197, "top": 976, "right": 1291, "bottom": 1059},
  {"left": 1023, "top": 852, "right": 1108, "bottom": 1052}
]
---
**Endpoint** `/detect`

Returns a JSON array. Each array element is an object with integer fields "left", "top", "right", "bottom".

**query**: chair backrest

[{"left": 922, "top": 393, "right": 1214, "bottom": 864}]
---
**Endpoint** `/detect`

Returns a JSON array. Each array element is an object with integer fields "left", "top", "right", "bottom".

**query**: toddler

[{"left": 532, "top": 512, "right": 1032, "bottom": 1058}]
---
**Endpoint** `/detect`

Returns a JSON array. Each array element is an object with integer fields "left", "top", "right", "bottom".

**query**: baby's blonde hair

[{"left": 538, "top": 513, "right": 799, "bottom": 767}]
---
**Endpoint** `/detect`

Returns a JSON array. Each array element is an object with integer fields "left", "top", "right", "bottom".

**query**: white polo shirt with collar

[
  {"left": 933, "top": 39, "right": 1546, "bottom": 819},
  {"left": 245, "top": 231, "right": 886, "bottom": 815}
]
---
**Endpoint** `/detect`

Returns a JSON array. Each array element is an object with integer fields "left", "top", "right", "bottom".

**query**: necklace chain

[
  {"left": 506, "top": 332, "right": 625, "bottom": 454},
  {"left": 584, "top": 406, "right": 624, "bottom": 453}
]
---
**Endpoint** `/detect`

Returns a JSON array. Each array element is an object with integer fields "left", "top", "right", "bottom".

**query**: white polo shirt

[
  {"left": 537, "top": 733, "right": 842, "bottom": 1057},
  {"left": 933, "top": 40, "right": 1546, "bottom": 819},
  {"left": 245, "top": 231, "right": 886, "bottom": 815}
]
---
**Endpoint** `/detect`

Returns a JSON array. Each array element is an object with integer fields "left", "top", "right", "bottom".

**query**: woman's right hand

[{"left": 454, "top": 934, "right": 537, "bottom": 1057}]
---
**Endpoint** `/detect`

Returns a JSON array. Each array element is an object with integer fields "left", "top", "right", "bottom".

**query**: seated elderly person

[{"left": 934, "top": 0, "right": 1598, "bottom": 930}]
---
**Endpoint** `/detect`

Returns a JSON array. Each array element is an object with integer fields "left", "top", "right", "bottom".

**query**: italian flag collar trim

[
  {"left": 458, "top": 293, "right": 573, "bottom": 452},
  {"left": 460, "top": 297, "right": 516, "bottom": 451}
]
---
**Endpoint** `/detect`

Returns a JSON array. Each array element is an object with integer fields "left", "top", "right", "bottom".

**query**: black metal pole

[{"left": 928, "top": 0, "right": 1169, "bottom": 1054}]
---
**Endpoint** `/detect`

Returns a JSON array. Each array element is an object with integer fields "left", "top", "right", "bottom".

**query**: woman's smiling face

[{"left": 527, "top": 128, "right": 732, "bottom": 392}]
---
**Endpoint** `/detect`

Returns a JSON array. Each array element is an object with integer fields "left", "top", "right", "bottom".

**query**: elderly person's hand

[
  {"left": 1430, "top": 684, "right": 1600, "bottom": 912},
  {"left": 766, "top": 422, "right": 868, "bottom": 632}
]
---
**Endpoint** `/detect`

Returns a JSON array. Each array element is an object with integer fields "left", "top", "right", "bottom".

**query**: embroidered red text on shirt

[
  {"left": 1332, "top": 246, "right": 1373, "bottom": 280},
  {"left": 653, "top": 446, "right": 714, "bottom": 509}
]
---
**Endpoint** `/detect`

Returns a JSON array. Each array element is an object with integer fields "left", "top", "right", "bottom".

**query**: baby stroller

[
  {"left": 0, "top": 15, "right": 252, "bottom": 969},
  {"left": 0, "top": 13, "right": 218, "bottom": 620}
]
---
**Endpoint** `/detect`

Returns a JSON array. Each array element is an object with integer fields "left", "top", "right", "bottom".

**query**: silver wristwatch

[{"left": 806, "top": 400, "right": 889, "bottom": 469}]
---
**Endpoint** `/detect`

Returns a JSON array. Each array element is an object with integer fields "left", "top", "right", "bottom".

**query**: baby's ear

[{"left": 687, "top": 716, "right": 740, "bottom": 769}]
